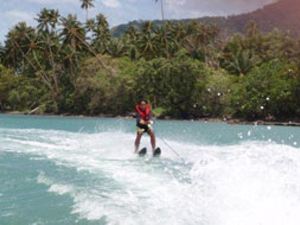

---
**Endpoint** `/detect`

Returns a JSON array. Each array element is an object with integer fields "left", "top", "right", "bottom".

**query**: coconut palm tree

[
  {"left": 36, "top": 8, "right": 60, "bottom": 33},
  {"left": 107, "top": 38, "right": 126, "bottom": 57},
  {"left": 85, "top": 18, "right": 95, "bottom": 33},
  {"left": 155, "top": 22, "right": 178, "bottom": 58},
  {"left": 0, "top": 44, "right": 5, "bottom": 64},
  {"left": 123, "top": 26, "right": 140, "bottom": 60},
  {"left": 48, "top": 9, "right": 60, "bottom": 32},
  {"left": 183, "top": 23, "right": 219, "bottom": 63},
  {"left": 60, "top": 14, "right": 110, "bottom": 73},
  {"left": 220, "top": 39, "right": 259, "bottom": 76},
  {"left": 60, "top": 14, "right": 86, "bottom": 52},
  {"left": 36, "top": 8, "right": 51, "bottom": 33},
  {"left": 125, "top": 26, "right": 139, "bottom": 43},
  {"left": 155, "top": 0, "right": 165, "bottom": 21},
  {"left": 59, "top": 14, "right": 86, "bottom": 77},
  {"left": 80, "top": 0, "right": 94, "bottom": 21},
  {"left": 4, "top": 22, "right": 36, "bottom": 70},
  {"left": 92, "top": 14, "right": 111, "bottom": 53},
  {"left": 35, "top": 8, "right": 60, "bottom": 66},
  {"left": 4, "top": 22, "right": 62, "bottom": 107},
  {"left": 138, "top": 21, "right": 157, "bottom": 59}
]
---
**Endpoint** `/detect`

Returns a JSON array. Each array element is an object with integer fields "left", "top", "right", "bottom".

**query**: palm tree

[
  {"left": 0, "top": 43, "right": 5, "bottom": 64},
  {"left": 220, "top": 39, "right": 259, "bottom": 76},
  {"left": 36, "top": 8, "right": 60, "bottom": 33},
  {"left": 48, "top": 9, "right": 60, "bottom": 32},
  {"left": 124, "top": 26, "right": 140, "bottom": 60},
  {"left": 59, "top": 14, "right": 86, "bottom": 77},
  {"left": 107, "top": 38, "right": 126, "bottom": 57},
  {"left": 60, "top": 15, "right": 86, "bottom": 51},
  {"left": 36, "top": 8, "right": 52, "bottom": 33},
  {"left": 4, "top": 22, "right": 36, "bottom": 70},
  {"left": 183, "top": 23, "right": 219, "bottom": 63},
  {"left": 34, "top": 9, "right": 63, "bottom": 99},
  {"left": 85, "top": 18, "right": 95, "bottom": 44},
  {"left": 38, "top": 31, "right": 60, "bottom": 69},
  {"left": 80, "top": 0, "right": 94, "bottom": 21},
  {"left": 4, "top": 22, "right": 62, "bottom": 107},
  {"left": 138, "top": 21, "right": 157, "bottom": 59},
  {"left": 125, "top": 26, "right": 139, "bottom": 43},
  {"left": 35, "top": 8, "right": 60, "bottom": 71},
  {"left": 171, "top": 22, "right": 187, "bottom": 49},
  {"left": 85, "top": 18, "right": 95, "bottom": 33},
  {"left": 155, "top": 0, "right": 165, "bottom": 21},
  {"left": 92, "top": 14, "right": 111, "bottom": 53},
  {"left": 60, "top": 14, "right": 110, "bottom": 73},
  {"left": 155, "top": 22, "right": 174, "bottom": 58}
]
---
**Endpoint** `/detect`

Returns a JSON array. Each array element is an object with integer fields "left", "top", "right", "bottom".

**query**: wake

[{"left": 1, "top": 128, "right": 300, "bottom": 225}]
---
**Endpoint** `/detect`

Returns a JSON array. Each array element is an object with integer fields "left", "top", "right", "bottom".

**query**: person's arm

[
  {"left": 147, "top": 112, "right": 154, "bottom": 125},
  {"left": 136, "top": 113, "right": 141, "bottom": 124},
  {"left": 136, "top": 114, "right": 146, "bottom": 125}
]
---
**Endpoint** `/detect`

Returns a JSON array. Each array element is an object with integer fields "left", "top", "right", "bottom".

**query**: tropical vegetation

[{"left": 0, "top": 0, "right": 299, "bottom": 121}]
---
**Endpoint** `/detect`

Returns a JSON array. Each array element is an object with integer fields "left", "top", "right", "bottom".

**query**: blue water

[{"left": 1, "top": 114, "right": 300, "bottom": 225}]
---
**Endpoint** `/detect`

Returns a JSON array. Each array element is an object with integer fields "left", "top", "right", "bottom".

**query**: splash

[{"left": 1, "top": 128, "right": 300, "bottom": 225}]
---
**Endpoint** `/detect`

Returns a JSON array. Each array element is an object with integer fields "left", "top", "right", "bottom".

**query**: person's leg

[
  {"left": 134, "top": 132, "right": 143, "bottom": 153},
  {"left": 148, "top": 130, "right": 156, "bottom": 152}
]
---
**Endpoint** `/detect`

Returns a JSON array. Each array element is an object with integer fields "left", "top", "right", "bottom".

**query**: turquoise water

[{"left": 1, "top": 114, "right": 300, "bottom": 225}]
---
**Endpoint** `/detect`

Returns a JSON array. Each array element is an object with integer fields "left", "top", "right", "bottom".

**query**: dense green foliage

[{"left": 0, "top": 3, "right": 300, "bottom": 121}]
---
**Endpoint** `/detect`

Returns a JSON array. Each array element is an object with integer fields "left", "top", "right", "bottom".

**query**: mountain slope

[
  {"left": 223, "top": 0, "right": 300, "bottom": 35},
  {"left": 112, "top": 0, "right": 300, "bottom": 37}
]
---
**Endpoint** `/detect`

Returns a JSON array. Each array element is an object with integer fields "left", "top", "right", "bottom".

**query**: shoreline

[{"left": 1, "top": 111, "right": 300, "bottom": 127}]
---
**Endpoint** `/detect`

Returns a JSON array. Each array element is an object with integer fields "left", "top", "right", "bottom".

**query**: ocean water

[{"left": 0, "top": 114, "right": 300, "bottom": 225}]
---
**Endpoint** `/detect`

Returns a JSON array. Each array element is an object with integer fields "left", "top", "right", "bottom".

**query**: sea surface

[{"left": 0, "top": 114, "right": 300, "bottom": 225}]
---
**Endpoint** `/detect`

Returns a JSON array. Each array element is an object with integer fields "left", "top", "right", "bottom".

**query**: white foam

[{"left": 2, "top": 128, "right": 300, "bottom": 225}]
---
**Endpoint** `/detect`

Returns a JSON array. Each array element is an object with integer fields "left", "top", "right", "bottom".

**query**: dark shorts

[{"left": 136, "top": 123, "right": 150, "bottom": 134}]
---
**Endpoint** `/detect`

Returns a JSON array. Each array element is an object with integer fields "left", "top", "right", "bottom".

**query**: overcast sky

[{"left": 0, "top": 0, "right": 277, "bottom": 42}]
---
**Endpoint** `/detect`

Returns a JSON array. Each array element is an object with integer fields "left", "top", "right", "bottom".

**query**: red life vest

[{"left": 136, "top": 104, "right": 151, "bottom": 121}]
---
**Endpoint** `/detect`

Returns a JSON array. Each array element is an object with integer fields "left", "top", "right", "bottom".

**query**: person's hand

[
  {"left": 145, "top": 120, "right": 153, "bottom": 125},
  {"left": 140, "top": 119, "right": 146, "bottom": 125},
  {"left": 147, "top": 120, "right": 154, "bottom": 129}
]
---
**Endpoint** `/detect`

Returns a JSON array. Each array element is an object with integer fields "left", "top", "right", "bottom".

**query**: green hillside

[
  {"left": 0, "top": 0, "right": 300, "bottom": 121},
  {"left": 112, "top": 0, "right": 300, "bottom": 37}
]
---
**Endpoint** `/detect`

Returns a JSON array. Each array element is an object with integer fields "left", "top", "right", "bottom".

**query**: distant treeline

[{"left": 0, "top": 8, "right": 300, "bottom": 120}]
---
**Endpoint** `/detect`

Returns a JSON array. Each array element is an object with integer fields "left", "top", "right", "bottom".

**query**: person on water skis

[{"left": 134, "top": 100, "right": 156, "bottom": 154}]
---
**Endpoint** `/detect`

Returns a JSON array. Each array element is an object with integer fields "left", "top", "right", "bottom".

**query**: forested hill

[
  {"left": 112, "top": 0, "right": 300, "bottom": 37},
  {"left": 1, "top": 0, "right": 300, "bottom": 121}
]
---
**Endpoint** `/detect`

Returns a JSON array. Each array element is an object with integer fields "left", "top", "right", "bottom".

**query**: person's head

[{"left": 139, "top": 100, "right": 148, "bottom": 110}]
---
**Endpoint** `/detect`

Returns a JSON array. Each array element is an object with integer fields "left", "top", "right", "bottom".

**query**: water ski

[
  {"left": 153, "top": 147, "right": 161, "bottom": 157},
  {"left": 138, "top": 147, "right": 147, "bottom": 156}
]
